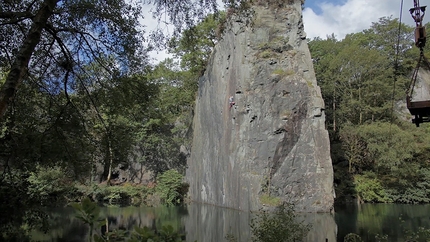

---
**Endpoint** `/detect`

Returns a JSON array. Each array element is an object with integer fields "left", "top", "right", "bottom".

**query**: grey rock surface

[{"left": 186, "top": 1, "right": 334, "bottom": 212}]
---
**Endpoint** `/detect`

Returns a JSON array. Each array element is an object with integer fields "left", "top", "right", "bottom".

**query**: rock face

[{"left": 186, "top": 1, "right": 334, "bottom": 212}]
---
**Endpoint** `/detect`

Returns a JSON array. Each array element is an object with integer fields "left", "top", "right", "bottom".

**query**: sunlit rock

[{"left": 186, "top": 1, "right": 334, "bottom": 212}]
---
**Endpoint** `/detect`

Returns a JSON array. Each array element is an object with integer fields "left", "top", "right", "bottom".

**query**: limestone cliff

[{"left": 185, "top": 1, "right": 334, "bottom": 212}]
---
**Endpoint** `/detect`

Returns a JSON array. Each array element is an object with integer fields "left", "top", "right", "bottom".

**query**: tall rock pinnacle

[{"left": 186, "top": 0, "right": 334, "bottom": 212}]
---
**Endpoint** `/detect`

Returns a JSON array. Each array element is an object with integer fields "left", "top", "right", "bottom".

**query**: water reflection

[
  {"left": 335, "top": 203, "right": 430, "bottom": 241},
  {"left": 301, "top": 213, "right": 337, "bottom": 241},
  {"left": 184, "top": 203, "right": 252, "bottom": 242},
  {"left": 32, "top": 203, "right": 430, "bottom": 242},
  {"left": 33, "top": 204, "right": 336, "bottom": 242}
]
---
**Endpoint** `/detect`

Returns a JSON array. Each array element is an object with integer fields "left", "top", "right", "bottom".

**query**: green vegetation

[
  {"left": 29, "top": 168, "right": 186, "bottom": 207},
  {"left": 250, "top": 204, "right": 311, "bottom": 242},
  {"left": 71, "top": 198, "right": 104, "bottom": 242},
  {"left": 258, "top": 50, "right": 276, "bottom": 59},
  {"left": 272, "top": 68, "right": 294, "bottom": 77},
  {"left": 343, "top": 225, "right": 430, "bottom": 242},
  {"left": 1, "top": 0, "right": 220, "bottom": 237},
  {"left": 155, "top": 169, "right": 187, "bottom": 205},
  {"left": 309, "top": 17, "right": 430, "bottom": 203},
  {"left": 259, "top": 194, "right": 281, "bottom": 206},
  {"left": 256, "top": 36, "right": 291, "bottom": 59},
  {"left": 74, "top": 182, "right": 152, "bottom": 206},
  {"left": 3, "top": 0, "right": 430, "bottom": 239},
  {"left": 71, "top": 198, "right": 185, "bottom": 242},
  {"left": 344, "top": 233, "right": 362, "bottom": 242}
]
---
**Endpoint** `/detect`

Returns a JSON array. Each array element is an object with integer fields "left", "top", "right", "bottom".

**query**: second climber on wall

[{"left": 229, "top": 96, "right": 235, "bottom": 109}]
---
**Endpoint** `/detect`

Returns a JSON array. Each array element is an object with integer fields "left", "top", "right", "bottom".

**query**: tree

[
  {"left": 309, "top": 17, "right": 430, "bottom": 203},
  {"left": 146, "top": 0, "right": 304, "bottom": 49},
  {"left": 145, "top": 0, "right": 219, "bottom": 33},
  {"left": 0, "top": 0, "right": 146, "bottom": 120},
  {"left": 309, "top": 34, "right": 343, "bottom": 132},
  {"left": 168, "top": 12, "right": 224, "bottom": 75},
  {"left": 309, "top": 17, "right": 415, "bottom": 132}
]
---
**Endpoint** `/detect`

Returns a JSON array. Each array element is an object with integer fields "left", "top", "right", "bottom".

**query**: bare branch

[
  {"left": 26, "top": 0, "right": 39, "bottom": 12},
  {"left": 0, "top": 11, "right": 33, "bottom": 19}
]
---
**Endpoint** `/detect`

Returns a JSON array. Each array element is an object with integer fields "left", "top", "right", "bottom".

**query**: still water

[{"left": 32, "top": 203, "right": 430, "bottom": 242}]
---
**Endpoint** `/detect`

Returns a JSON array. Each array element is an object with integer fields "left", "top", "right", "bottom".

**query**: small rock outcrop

[{"left": 186, "top": 1, "right": 334, "bottom": 212}]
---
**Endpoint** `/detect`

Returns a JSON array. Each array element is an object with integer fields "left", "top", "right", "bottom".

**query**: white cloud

[
  {"left": 143, "top": 0, "right": 225, "bottom": 64},
  {"left": 141, "top": 5, "right": 175, "bottom": 64},
  {"left": 144, "top": 0, "right": 425, "bottom": 62},
  {"left": 303, "top": 0, "right": 424, "bottom": 40}
]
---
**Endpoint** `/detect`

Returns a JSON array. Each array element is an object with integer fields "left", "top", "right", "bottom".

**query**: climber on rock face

[{"left": 229, "top": 96, "right": 235, "bottom": 109}]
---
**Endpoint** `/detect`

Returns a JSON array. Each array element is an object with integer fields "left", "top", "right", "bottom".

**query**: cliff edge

[{"left": 186, "top": 1, "right": 334, "bottom": 212}]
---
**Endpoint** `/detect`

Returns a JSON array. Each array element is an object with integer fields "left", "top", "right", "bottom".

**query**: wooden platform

[{"left": 407, "top": 99, "right": 430, "bottom": 126}]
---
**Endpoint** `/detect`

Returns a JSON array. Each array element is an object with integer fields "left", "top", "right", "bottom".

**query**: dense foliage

[
  {"left": 71, "top": 199, "right": 310, "bottom": 242},
  {"left": 4, "top": 0, "right": 430, "bottom": 239},
  {"left": 249, "top": 204, "right": 311, "bottom": 242},
  {"left": 0, "top": 0, "right": 217, "bottom": 238},
  {"left": 309, "top": 17, "right": 430, "bottom": 203}
]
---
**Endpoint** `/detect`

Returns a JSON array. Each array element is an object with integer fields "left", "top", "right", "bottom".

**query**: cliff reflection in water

[
  {"left": 184, "top": 203, "right": 337, "bottom": 242},
  {"left": 33, "top": 203, "right": 337, "bottom": 242},
  {"left": 184, "top": 203, "right": 252, "bottom": 242}
]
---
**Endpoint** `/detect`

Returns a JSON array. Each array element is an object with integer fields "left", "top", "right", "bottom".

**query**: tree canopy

[
  {"left": 0, "top": 0, "right": 230, "bottom": 234},
  {"left": 3, "top": 0, "right": 430, "bottom": 238},
  {"left": 0, "top": 0, "right": 146, "bottom": 119},
  {"left": 309, "top": 17, "right": 430, "bottom": 203}
]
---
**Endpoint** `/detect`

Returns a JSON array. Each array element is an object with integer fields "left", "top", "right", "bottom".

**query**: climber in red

[{"left": 229, "top": 96, "right": 235, "bottom": 109}]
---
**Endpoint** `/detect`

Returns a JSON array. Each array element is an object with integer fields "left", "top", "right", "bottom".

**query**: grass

[
  {"left": 259, "top": 194, "right": 281, "bottom": 206},
  {"left": 258, "top": 50, "right": 275, "bottom": 58},
  {"left": 273, "top": 69, "right": 295, "bottom": 77}
]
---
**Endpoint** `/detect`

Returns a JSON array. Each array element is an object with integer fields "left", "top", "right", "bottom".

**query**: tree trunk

[
  {"left": 105, "top": 218, "right": 109, "bottom": 236},
  {"left": 359, "top": 86, "right": 362, "bottom": 124},
  {"left": 0, "top": 0, "right": 59, "bottom": 119},
  {"left": 106, "top": 136, "right": 113, "bottom": 186},
  {"left": 333, "top": 85, "right": 336, "bottom": 131}
]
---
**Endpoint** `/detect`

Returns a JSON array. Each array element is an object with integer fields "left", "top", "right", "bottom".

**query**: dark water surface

[
  {"left": 32, "top": 203, "right": 430, "bottom": 242},
  {"left": 335, "top": 203, "right": 430, "bottom": 241}
]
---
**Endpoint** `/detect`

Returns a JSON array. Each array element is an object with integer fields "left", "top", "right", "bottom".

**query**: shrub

[
  {"left": 27, "top": 165, "right": 72, "bottom": 204},
  {"left": 354, "top": 172, "right": 392, "bottom": 203},
  {"left": 155, "top": 169, "right": 186, "bottom": 205},
  {"left": 73, "top": 182, "right": 151, "bottom": 206},
  {"left": 102, "top": 183, "right": 150, "bottom": 206},
  {"left": 344, "top": 233, "right": 362, "bottom": 242},
  {"left": 250, "top": 204, "right": 311, "bottom": 242},
  {"left": 258, "top": 50, "right": 274, "bottom": 59},
  {"left": 71, "top": 197, "right": 104, "bottom": 242}
]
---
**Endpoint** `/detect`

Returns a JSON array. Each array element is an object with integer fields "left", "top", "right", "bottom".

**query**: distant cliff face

[{"left": 186, "top": 1, "right": 334, "bottom": 212}]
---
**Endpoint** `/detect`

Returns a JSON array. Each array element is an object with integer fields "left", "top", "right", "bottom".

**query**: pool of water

[
  {"left": 335, "top": 203, "right": 430, "bottom": 241},
  {"left": 31, "top": 202, "right": 430, "bottom": 242}
]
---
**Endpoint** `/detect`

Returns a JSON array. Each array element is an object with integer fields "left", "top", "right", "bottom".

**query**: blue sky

[
  {"left": 145, "top": 0, "right": 427, "bottom": 63},
  {"left": 302, "top": 0, "right": 423, "bottom": 39},
  {"left": 304, "top": 0, "right": 347, "bottom": 15}
]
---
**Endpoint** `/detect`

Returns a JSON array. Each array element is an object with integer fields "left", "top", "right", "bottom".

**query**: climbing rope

[
  {"left": 390, "top": 0, "right": 404, "bottom": 129},
  {"left": 409, "top": 50, "right": 424, "bottom": 98}
]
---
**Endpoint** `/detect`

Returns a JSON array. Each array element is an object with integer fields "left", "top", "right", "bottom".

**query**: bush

[
  {"left": 37, "top": 169, "right": 186, "bottom": 206},
  {"left": 344, "top": 233, "right": 362, "bottom": 242},
  {"left": 250, "top": 204, "right": 311, "bottom": 242},
  {"left": 155, "top": 169, "right": 186, "bottom": 205},
  {"left": 354, "top": 172, "right": 392, "bottom": 203},
  {"left": 73, "top": 182, "right": 151, "bottom": 206},
  {"left": 103, "top": 184, "right": 150, "bottom": 206},
  {"left": 0, "top": 176, "right": 49, "bottom": 241},
  {"left": 27, "top": 165, "right": 72, "bottom": 204}
]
